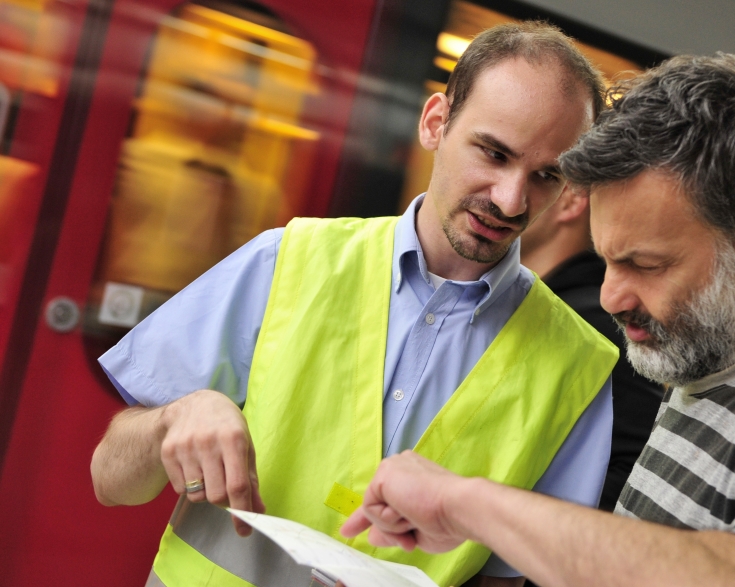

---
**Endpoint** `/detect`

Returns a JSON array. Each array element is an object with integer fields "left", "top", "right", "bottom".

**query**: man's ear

[
  {"left": 418, "top": 93, "right": 450, "bottom": 152},
  {"left": 556, "top": 185, "right": 590, "bottom": 223}
]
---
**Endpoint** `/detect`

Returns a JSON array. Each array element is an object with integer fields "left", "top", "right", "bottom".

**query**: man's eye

[
  {"left": 537, "top": 170, "right": 561, "bottom": 183},
  {"left": 630, "top": 261, "right": 664, "bottom": 273},
  {"left": 482, "top": 147, "right": 506, "bottom": 161}
]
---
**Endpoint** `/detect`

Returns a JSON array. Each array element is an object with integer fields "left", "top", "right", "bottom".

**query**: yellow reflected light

[
  {"left": 188, "top": 4, "right": 309, "bottom": 51},
  {"left": 437, "top": 32, "right": 470, "bottom": 59},
  {"left": 4, "top": 0, "right": 47, "bottom": 12},
  {"left": 434, "top": 56, "right": 457, "bottom": 73},
  {"left": 253, "top": 116, "right": 319, "bottom": 141},
  {"left": 161, "top": 15, "right": 314, "bottom": 73}
]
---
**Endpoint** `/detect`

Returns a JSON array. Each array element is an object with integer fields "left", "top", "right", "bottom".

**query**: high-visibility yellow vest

[{"left": 149, "top": 216, "right": 618, "bottom": 587}]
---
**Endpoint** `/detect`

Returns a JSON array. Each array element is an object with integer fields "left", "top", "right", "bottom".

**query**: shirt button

[
  {"left": 393, "top": 389, "right": 405, "bottom": 401},
  {"left": 425, "top": 313, "right": 435, "bottom": 325}
]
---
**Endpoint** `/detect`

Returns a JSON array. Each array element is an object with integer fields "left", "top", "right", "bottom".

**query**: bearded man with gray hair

[
  {"left": 342, "top": 53, "right": 735, "bottom": 587},
  {"left": 563, "top": 53, "right": 735, "bottom": 531}
]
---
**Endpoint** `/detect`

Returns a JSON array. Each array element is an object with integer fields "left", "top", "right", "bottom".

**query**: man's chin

[
  {"left": 625, "top": 340, "right": 713, "bottom": 387},
  {"left": 623, "top": 332, "right": 660, "bottom": 350},
  {"left": 625, "top": 343, "right": 675, "bottom": 385},
  {"left": 449, "top": 234, "right": 511, "bottom": 265}
]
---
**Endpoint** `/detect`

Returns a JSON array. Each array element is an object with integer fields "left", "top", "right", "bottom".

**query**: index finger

[
  {"left": 221, "top": 432, "right": 256, "bottom": 536},
  {"left": 341, "top": 506, "right": 373, "bottom": 538}
]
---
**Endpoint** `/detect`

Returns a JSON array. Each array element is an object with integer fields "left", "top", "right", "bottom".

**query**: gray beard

[{"left": 619, "top": 244, "right": 735, "bottom": 387}]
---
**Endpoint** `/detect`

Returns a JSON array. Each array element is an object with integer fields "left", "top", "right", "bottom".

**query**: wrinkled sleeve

[{"left": 98, "top": 229, "right": 283, "bottom": 408}]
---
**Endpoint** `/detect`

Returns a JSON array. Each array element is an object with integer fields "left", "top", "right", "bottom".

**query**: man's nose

[
  {"left": 492, "top": 173, "right": 528, "bottom": 219},
  {"left": 600, "top": 266, "right": 638, "bottom": 316}
]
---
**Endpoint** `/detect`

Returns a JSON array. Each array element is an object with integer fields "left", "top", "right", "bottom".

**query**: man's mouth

[
  {"left": 624, "top": 322, "right": 651, "bottom": 343},
  {"left": 466, "top": 211, "right": 516, "bottom": 242},
  {"left": 613, "top": 311, "right": 657, "bottom": 344}
]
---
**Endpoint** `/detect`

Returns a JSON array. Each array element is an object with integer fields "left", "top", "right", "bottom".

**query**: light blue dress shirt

[{"left": 100, "top": 195, "right": 612, "bottom": 578}]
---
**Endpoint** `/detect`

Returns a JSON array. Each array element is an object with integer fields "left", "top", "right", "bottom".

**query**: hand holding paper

[{"left": 227, "top": 508, "right": 439, "bottom": 587}]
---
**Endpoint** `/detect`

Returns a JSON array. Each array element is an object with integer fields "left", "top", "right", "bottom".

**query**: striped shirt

[{"left": 615, "top": 369, "right": 735, "bottom": 531}]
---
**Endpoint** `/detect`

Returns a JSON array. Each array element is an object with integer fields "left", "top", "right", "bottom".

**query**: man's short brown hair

[{"left": 445, "top": 21, "right": 605, "bottom": 130}]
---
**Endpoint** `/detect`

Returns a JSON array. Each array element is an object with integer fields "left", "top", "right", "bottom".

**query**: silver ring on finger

[{"left": 184, "top": 478, "right": 205, "bottom": 494}]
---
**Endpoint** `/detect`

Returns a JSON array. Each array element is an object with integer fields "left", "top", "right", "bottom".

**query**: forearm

[
  {"left": 449, "top": 478, "right": 735, "bottom": 587},
  {"left": 91, "top": 405, "right": 171, "bottom": 506}
]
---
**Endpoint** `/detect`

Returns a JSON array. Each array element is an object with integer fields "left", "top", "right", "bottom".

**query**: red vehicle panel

[{"left": 0, "top": 1, "right": 377, "bottom": 585}]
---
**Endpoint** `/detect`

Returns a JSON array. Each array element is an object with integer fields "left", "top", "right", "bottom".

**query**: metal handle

[{"left": 45, "top": 297, "right": 80, "bottom": 333}]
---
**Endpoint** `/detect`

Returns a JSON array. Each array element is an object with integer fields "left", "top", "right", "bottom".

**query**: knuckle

[
  {"left": 221, "top": 427, "right": 246, "bottom": 447},
  {"left": 227, "top": 475, "right": 251, "bottom": 496},
  {"left": 160, "top": 440, "right": 177, "bottom": 461}
]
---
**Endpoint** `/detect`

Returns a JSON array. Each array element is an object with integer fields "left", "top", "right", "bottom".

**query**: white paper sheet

[{"left": 227, "top": 509, "right": 439, "bottom": 587}]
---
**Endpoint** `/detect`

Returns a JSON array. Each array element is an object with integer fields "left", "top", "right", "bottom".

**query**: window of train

[
  {"left": 84, "top": 1, "right": 320, "bottom": 345},
  {"left": 0, "top": 0, "right": 59, "bottom": 151},
  {"left": 397, "top": 0, "right": 643, "bottom": 212},
  {"left": 0, "top": 0, "right": 65, "bottom": 300}
]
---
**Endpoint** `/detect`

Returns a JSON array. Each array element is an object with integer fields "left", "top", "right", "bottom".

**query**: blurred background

[{"left": 0, "top": 0, "right": 733, "bottom": 585}]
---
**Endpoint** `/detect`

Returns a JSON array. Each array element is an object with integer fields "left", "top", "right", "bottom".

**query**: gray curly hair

[{"left": 560, "top": 53, "right": 735, "bottom": 237}]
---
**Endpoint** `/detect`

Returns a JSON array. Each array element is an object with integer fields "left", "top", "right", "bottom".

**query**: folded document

[{"left": 227, "top": 509, "right": 439, "bottom": 587}]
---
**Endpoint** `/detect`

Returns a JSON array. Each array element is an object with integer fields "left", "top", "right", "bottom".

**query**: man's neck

[{"left": 521, "top": 229, "right": 592, "bottom": 279}]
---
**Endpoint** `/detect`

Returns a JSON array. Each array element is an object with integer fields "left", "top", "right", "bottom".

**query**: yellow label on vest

[{"left": 324, "top": 482, "right": 363, "bottom": 517}]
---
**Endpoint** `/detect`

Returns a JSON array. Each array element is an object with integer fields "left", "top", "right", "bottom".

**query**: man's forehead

[
  {"left": 471, "top": 56, "right": 594, "bottom": 110},
  {"left": 589, "top": 170, "right": 714, "bottom": 257},
  {"left": 590, "top": 169, "right": 688, "bottom": 208},
  {"left": 457, "top": 58, "right": 594, "bottom": 164}
]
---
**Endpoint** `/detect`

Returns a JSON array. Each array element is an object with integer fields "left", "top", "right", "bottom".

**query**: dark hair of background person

[
  {"left": 445, "top": 21, "right": 607, "bottom": 131},
  {"left": 560, "top": 52, "right": 735, "bottom": 240}
]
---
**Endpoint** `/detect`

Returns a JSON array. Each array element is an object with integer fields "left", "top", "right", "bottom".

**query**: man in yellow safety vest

[{"left": 91, "top": 22, "right": 617, "bottom": 587}]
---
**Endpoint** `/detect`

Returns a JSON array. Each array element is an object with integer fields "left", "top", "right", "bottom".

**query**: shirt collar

[
  {"left": 680, "top": 360, "right": 735, "bottom": 396},
  {"left": 393, "top": 194, "right": 522, "bottom": 318}
]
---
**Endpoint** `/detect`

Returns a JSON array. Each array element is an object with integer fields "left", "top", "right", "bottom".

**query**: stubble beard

[
  {"left": 615, "top": 244, "right": 735, "bottom": 387},
  {"left": 441, "top": 195, "right": 527, "bottom": 266}
]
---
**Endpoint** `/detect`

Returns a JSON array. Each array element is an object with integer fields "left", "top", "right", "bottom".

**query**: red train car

[{"left": 0, "top": 0, "right": 663, "bottom": 585}]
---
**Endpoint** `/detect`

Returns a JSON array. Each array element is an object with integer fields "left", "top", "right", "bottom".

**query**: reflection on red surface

[
  {"left": 0, "top": 156, "right": 40, "bottom": 355},
  {"left": 0, "top": 0, "right": 378, "bottom": 586}
]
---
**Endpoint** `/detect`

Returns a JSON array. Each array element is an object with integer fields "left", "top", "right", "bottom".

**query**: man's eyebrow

[
  {"left": 472, "top": 131, "right": 519, "bottom": 159},
  {"left": 594, "top": 248, "right": 671, "bottom": 265},
  {"left": 472, "top": 131, "right": 562, "bottom": 176},
  {"left": 541, "top": 163, "right": 563, "bottom": 177}
]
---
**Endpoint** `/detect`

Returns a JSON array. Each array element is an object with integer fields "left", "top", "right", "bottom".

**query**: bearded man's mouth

[{"left": 613, "top": 311, "right": 659, "bottom": 345}]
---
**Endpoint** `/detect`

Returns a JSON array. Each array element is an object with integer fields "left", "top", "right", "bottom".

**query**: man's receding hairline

[{"left": 445, "top": 55, "right": 597, "bottom": 133}]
